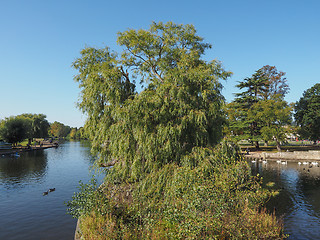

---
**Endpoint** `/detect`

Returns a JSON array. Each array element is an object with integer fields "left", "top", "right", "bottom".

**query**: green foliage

[
  {"left": 70, "top": 22, "right": 285, "bottom": 239},
  {"left": 295, "top": 83, "right": 320, "bottom": 141},
  {"left": 74, "top": 21, "right": 231, "bottom": 182},
  {"left": 68, "top": 142, "right": 285, "bottom": 239},
  {"left": 18, "top": 113, "right": 50, "bottom": 139},
  {"left": 226, "top": 65, "right": 291, "bottom": 149},
  {"left": 49, "top": 121, "right": 71, "bottom": 138},
  {"left": 66, "top": 178, "right": 105, "bottom": 218},
  {"left": 249, "top": 98, "right": 292, "bottom": 150},
  {"left": 0, "top": 116, "right": 31, "bottom": 145}
]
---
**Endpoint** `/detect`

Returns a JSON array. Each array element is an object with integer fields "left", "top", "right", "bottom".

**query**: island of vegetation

[{"left": 66, "top": 22, "right": 320, "bottom": 239}]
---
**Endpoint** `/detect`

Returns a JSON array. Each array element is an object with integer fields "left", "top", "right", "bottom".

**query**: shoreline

[
  {"left": 244, "top": 150, "right": 320, "bottom": 161},
  {"left": 0, "top": 143, "right": 59, "bottom": 156}
]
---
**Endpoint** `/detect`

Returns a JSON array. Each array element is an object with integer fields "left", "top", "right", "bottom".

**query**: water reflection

[
  {"left": 0, "top": 151, "right": 47, "bottom": 188},
  {"left": 0, "top": 141, "right": 102, "bottom": 240},
  {"left": 250, "top": 160, "right": 320, "bottom": 239}
]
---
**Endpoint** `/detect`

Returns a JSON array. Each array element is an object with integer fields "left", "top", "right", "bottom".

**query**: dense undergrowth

[{"left": 67, "top": 141, "right": 286, "bottom": 239}]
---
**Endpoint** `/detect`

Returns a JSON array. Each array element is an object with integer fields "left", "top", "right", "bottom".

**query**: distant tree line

[{"left": 0, "top": 114, "right": 85, "bottom": 146}]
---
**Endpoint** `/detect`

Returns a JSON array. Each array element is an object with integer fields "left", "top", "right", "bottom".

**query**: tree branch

[
  {"left": 127, "top": 47, "right": 164, "bottom": 83},
  {"left": 100, "top": 159, "right": 118, "bottom": 167}
]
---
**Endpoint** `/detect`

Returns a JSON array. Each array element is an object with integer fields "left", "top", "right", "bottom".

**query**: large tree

[
  {"left": 69, "top": 22, "right": 284, "bottom": 239},
  {"left": 0, "top": 116, "right": 31, "bottom": 146},
  {"left": 249, "top": 98, "right": 292, "bottom": 151},
  {"left": 18, "top": 114, "right": 50, "bottom": 143},
  {"left": 49, "top": 121, "right": 71, "bottom": 138},
  {"left": 74, "top": 22, "right": 231, "bottom": 180},
  {"left": 226, "top": 65, "right": 290, "bottom": 149},
  {"left": 295, "top": 83, "right": 320, "bottom": 142}
]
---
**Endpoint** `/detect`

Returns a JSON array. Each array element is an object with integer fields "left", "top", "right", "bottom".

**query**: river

[
  {"left": 251, "top": 160, "right": 320, "bottom": 239},
  {"left": 0, "top": 141, "right": 102, "bottom": 240},
  {"left": 1, "top": 142, "right": 320, "bottom": 239}
]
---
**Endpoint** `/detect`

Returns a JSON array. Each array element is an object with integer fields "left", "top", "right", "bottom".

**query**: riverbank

[
  {"left": 245, "top": 150, "right": 320, "bottom": 161},
  {"left": 0, "top": 142, "right": 58, "bottom": 156}
]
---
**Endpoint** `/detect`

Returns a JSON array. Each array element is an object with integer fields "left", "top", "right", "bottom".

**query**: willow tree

[
  {"left": 73, "top": 22, "right": 231, "bottom": 182},
  {"left": 70, "top": 23, "right": 285, "bottom": 239}
]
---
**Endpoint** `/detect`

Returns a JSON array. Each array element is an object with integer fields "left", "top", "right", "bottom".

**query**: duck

[
  {"left": 311, "top": 162, "right": 318, "bottom": 165},
  {"left": 12, "top": 152, "right": 20, "bottom": 157},
  {"left": 281, "top": 161, "right": 287, "bottom": 165},
  {"left": 49, "top": 188, "right": 56, "bottom": 192},
  {"left": 302, "top": 162, "right": 309, "bottom": 165},
  {"left": 262, "top": 160, "right": 267, "bottom": 164},
  {"left": 43, "top": 191, "right": 49, "bottom": 196},
  {"left": 298, "top": 162, "right": 302, "bottom": 165},
  {"left": 276, "top": 160, "right": 281, "bottom": 164}
]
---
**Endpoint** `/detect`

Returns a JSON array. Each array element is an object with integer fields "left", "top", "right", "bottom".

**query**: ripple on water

[{"left": 250, "top": 160, "right": 320, "bottom": 239}]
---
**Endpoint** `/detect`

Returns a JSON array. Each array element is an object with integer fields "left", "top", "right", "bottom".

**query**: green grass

[{"left": 240, "top": 141, "right": 320, "bottom": 152}]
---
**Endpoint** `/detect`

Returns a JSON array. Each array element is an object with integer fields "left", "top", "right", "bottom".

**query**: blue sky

[{"left": 1, "top": 0, "right": 319, "bottom": 127}]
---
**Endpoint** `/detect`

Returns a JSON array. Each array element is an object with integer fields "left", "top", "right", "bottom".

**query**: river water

[
  {"left": 0, "top": 141, "right": 102, "bottom": 240},
  {"left": 251, "top": 160, "right": 320, "bottom": 239},
  {"left": 1, "top": 143, "right": 320, "bottom": 239}
]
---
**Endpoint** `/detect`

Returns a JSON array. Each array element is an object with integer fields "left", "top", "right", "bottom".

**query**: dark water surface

[
  {"left": 251, "top": 160, "right": 320, "bottom": 240},
  {"left": 0, "top": 141, "right": 102, "bottom": 240}
]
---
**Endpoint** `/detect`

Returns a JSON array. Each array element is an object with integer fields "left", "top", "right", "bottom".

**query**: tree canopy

[
  {"left": 0, "top": 116, "right": 31, "bottom": 145},
  {"left": 226, "top": 65, "right": 291, "bottom": 149},
  {"left": 295, "top": 83, "right": 320, "bottom": 142},
  {"left": 18, "top": 113, "right": 50, "bottom": 139},
  {"left": 74, "top": 21, "right": 232, "bottom": 182},
  {"left": 0, "top": 114, "right": 51, "bottom": 145},
  {"left": 49, "top": 121, "right": 71, "bottom": 138}
]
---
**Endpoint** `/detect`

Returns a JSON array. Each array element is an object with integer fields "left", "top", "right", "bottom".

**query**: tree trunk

[
  {"left": 264, "top": 140, "right": 268, "bottom": 146},
  {"left": 276, "top": 139, "right": 281, "bottom": 152},
  {"left": 254, "top": 141, "right": 260, "bottom": 150}
]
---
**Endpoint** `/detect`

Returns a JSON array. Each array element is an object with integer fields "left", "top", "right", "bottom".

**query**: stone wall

[{"left": 262, "top": 150, "right": 320, "bottom": 160}]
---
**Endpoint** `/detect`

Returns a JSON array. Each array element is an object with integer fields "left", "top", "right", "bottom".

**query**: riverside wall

[{"left": 246, "top": 150, "right": 320, "bottom": 161}]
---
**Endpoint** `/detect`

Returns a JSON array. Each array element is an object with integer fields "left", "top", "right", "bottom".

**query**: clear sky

[{"left": 1, "top": 0, "right": 319, "bottom": 127}]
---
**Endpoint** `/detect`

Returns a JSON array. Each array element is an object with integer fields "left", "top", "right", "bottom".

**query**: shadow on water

[
  {"left": 0, "top": 150, "right": 48, "bottom": 188},
  {"left": 250, "top": 160, "right": 320, "bottom": 239},
  {"left": 0, "top": 141, "right": 103, "bottom": 240}
]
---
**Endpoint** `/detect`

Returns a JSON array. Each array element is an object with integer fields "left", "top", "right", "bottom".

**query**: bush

[{"left": 67, "top": 141, "right": 286, "bottom": 239}]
